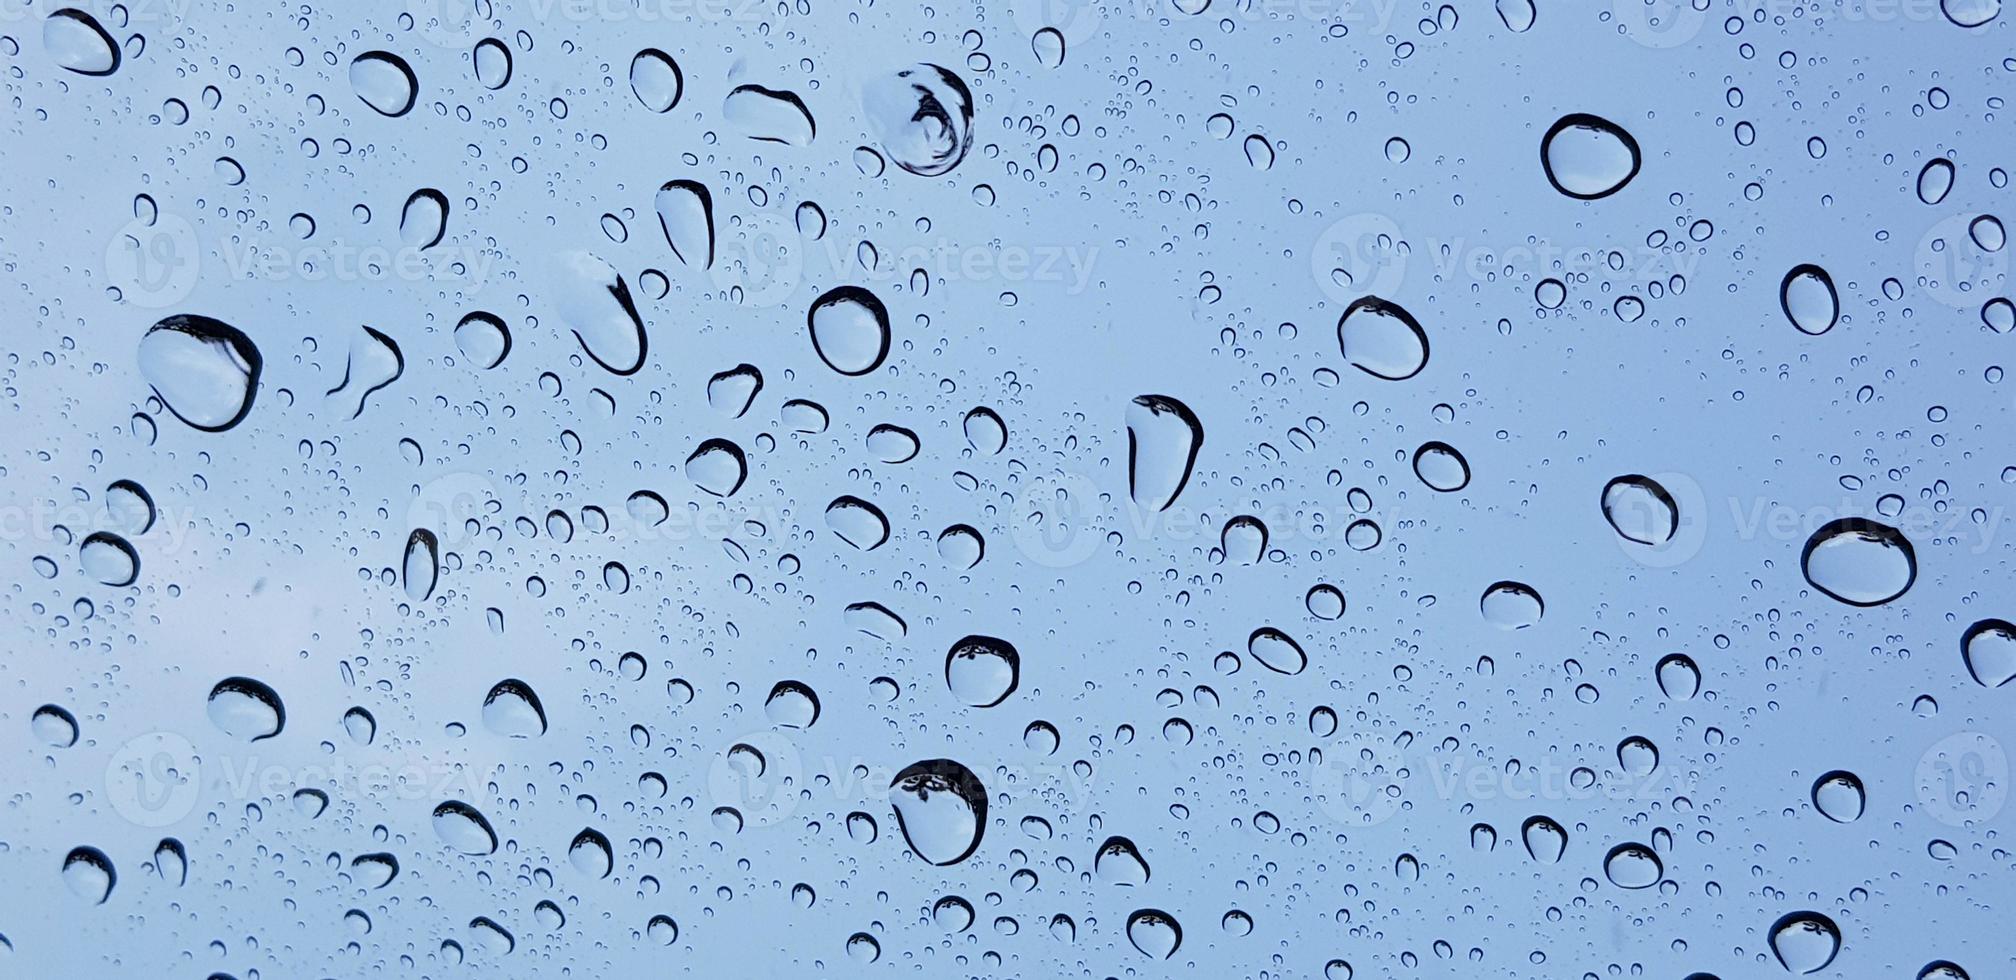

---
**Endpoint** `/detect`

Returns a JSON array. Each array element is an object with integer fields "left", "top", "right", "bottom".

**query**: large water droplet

[
  {"left": 401, "top": 528, "right": 438, "bottom": 601},
  {"left": 206, "top": 677, "right": 284, "bottom": 741},
  {"left": 764, "top": 680, "right": 821, "bottom": 728},
  {"left": 685, "top": 439, "right": 748, "bottom": 497},
  {"left": 1480, "top": 581, "right": 1543, "bottom": 629},
  {"left": 1127, "top": 394, "right": 1204, "bottom": 511},
  {"left": 1412, "top": 441, "right": 1470, "bottom": 491},
  {"left": 483, "top": 679, "right": 547, "bottom": 737},
  {"left": 1602, "top": 843, "right": 1662, "bottom": 889},
  {"left": 654, "top": 180, "right": 714, "bottom": 269},
  {"left": 552, "top": 251, "right": 647, "bottom": 375},
  {"left": 43, "top": 8, "right": 120, "bottom": 76},
  {"left": 138, "top": 315, "right": 263, "bottom": 432},
  {"left": 31, "top": 704, "right": 79, "bottom": 748},
  {"left": 1125, "top": 909, "right": 1182, "bottom": 959},
  {"left": 1521, "top": 815, "right": 1567, "bottom": 863},
  {"left": 807, "top": 286, "right": 891, "bottom": 376},
  {"left": 862, "top": 64, "right": 975, "bottom": 176},
  {"left": 946, "top": 635, "right": 1020, "bottom": 707},
  {"left": 1918, "top": 157, "right": 1956, "bottom": 205},
  {"left": 1801, "top": 518, "right": 1916, "bottom": 606},
  {"left": 1247, "top": 627, "right": 1307, "bottom": 675},
  {"left": 1095, "top": 836, "right": 1150, "bottom": 885},
  {"left": 1541, "top": 113, "right": 1641, "bottom": 199},
  {"left": 473, "top": 38, "right": 512, "bottom": 90},
  {"left": 62, "top": 846, "right": 115, "bottom": 904},
  {"left": 433, "top": 801, "right": 498, "bottom": 855},
  {"left": 629, "top": 49, "right": 683, "bottom": 112},
  {"left": 1495, "top": 0, "right": 1536, "bottom": 31},
  {"left": 889, "top": 759, "right": 987, "bottom": 865},
  {"left": 399, "top": 189, "right": 448, "bottom": 250},
  {"left": 825, "top": 495, "right": 890, "bottom": 550},
  {"left": 350, "top": 51, "right": 418, "bottom": 117},
  {"left": 1811, "top": 770, "right": 1866, "bottom": 822},
  {"left": 1960, "top": 619, "right": 2016, "bottom": 688},
  {"left": 454, "top": 312, "right": 511, "bottom": 369},
  {"left": 1942, "top": 0, "right": 2001, "bottom": 28},
  {"left": 1780, "top": 265, "right": 1839, "bottom": 335},
  {"left": 1656, "top": 653, "right": 1701, "bottom": 700},
  {"left": 1600, "top": 475, "right": 1678, "bottom": 546},
  {"left": 1337, "top": 296, "right": 1429, "bottom": 380},
  {"left": 1768, "top": 912, "right": 1841, "bottom": 974},
  {"left": 568, "top": 828, "right": 613, "bottom": 878},
  {"left": 328, "top": 325, "right": 403, "bottom": 419},
  {"left": 723, "top": 84, "right": 815, "bottom": 145},
  {"left": 79, "top": 532, "right": 138, "bottom": 586}
]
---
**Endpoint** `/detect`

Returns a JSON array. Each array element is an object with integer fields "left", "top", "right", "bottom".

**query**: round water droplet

[
  {"left": 807, "top": 286, "right": 890, "bottom": 376},
  {"left": 206, "top": 677, "right": 284, "bottom": 741},
  {"left": 1943, "top": 0, "right": 2001, "bottom": 28},
  {"left": 825, "top": 496, "right": 890, "bottom": 550},
  {"left": 31, "top": 704, "right": 79, "bottom": 748},
  {"left": 1801, "top": 518, "right": 1916, "bottom": 606},
  {"left": 863, "top": 64, "right": 974, "bottom": 176},
  {"left": 1125, "top": 909, "right": 1182, "bottom": 959},
  {"left": 1522, "top": 815, "right": 1567, "bottom": 863},
  {"left": 104, "top": 480, "right": 155, "bottom": 534},
  {"left": 1657, "top": 653, "right": 1701, "bottom": 700},
  {"left": 1480, "top": 581, "right": 1542, "bottom": 629},
  {"left": 1600, "top": 475, "right": 1678, "bottom": 546},
  {"left": 1602, "top": 843, "right": 1662, "bottom": 889},
  {"left": 79, "top": 532, "right": 138, "bottom": 586},
  {"left": 1032, "top": 28, "right": 1066, "bottom": 68},
  {"left": 946, "top": 635, "right": 1020, "bottom": 707},
  {"left": 685, "top": 439, "right": 748, "bottom": 497},
  {"left": 1768, "top": 911, "right": 1841, "bottom": 974},
  {"left": 454, "top": 312, "right": 511, "bottom": 369},
  {"left": 889, "top": 759, "right": 987, "bottom": 865},
  {"left": 937, "top": 525, "right": 985, "bottom": 568},
  {"left": 1541, "top": 113, "right": 1641, "bottom": 199},
  {"left": 138, "top": 315, "right": 263, "bottom": 432},
  {"left": 1095, "top": 836, "right": 1150, "bottom": 885},
  {"left": 764, "top": 681, "right": 821, "bottom": 728},
  {"left": 1412, "top": 441, "right": 1469, "bottom": 491},
  {"left": 1812, "top": 770, "right": 1865, "bottom": 822},
  {"left": 472, "top": 38, "right": 511, "bottom": 90},
  {"left": 62, "top": 846, "right": 115, "bottom": 904},
  {"left": 1337, "top": 296, "right": 1430, "bottom": 380},
  {"left": 1305, "top": 584, "right": 1346, "bottom": 620},
  {"left": 568, "top": 828, "right": 613, "bottom": 878},
  {"left": 1617, "top": 736, "right": 1658, "bottom": 776}
]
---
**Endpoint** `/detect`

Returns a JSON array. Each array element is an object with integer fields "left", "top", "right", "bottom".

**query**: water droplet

[
  {"left": 399, "top": 189, "right": 448, "bottom": 250},
  {"left": 685, "top": 439, "right": 748, "bottom": 497},
  {"left": 1812, "top": 770, "right": 1866, "bottom": 822},
  {"left": 1248, "top": 627, "right": 1307, "bottom": 675},
  {"left": 43, "top": 8, "right": 120, "bottom": 76},
  {"left": 1337, "top": 296, "right": 1430, "bottom": 380},
  {"left": 1768, "top": 912, "right": 1841, "bottom": 974},
  {"left": 402, "top": 528, "right": 438, "bottom": 601},
  {"left": 1495, "top": 0, "right": 1536, "bottom": 31},
  {"left": 1600, "top": 475, "right": 1678, "bottom": 546},
  {"left": 473, "top": 37, "right": 512, "bottom": 89},
  {"left": 105, "top": 480, "right": 155, "bottom": 534},
  {"left": 1942, "top": 0, "right": 2001, "bottom": 28},
  {"left": 31, "top": 704, "right": 78, "bottom": 747},
  {"left": 138, "top": 315, "right": 263, "bottom": 432},
  {"left": 79, "top": 532, "right": 138, "bottom": 586},
  {"left": 1126, "top": 909, "right": 1182, "bottom": 959},
  {"left": 1961, "top": 619, "right": 2016, "bottom": 687},
  {"left": 1412, "top": 441, "right": 1469, "bottom": 491},
  {"left": 1095, "top": 836, "right": 1150, "bottom": 885},
  {"left": 764, "top": 681, "right": 821, "bottom": 728},
  {"left": 825, "top": 496, "right": 890, "bottom": 550},
  {"left": 863, "top": 64, "right": 974, "bottom": 176},
  {"left": 350, "top": 51, "right": 418, "bottom": 117},
  {"left": 629, "top": 49, "right": 683, "bottom": 111},
  {"left": 433, "top": 801, "right": 498, "bottom": 855},
  {"left": 1919, "top": 157, "right": 1956, "bottom": 205},
  {"left": 1032, "top": 28, "right": 1066, "bottom": 67},
  {"left": 1480, "top": 581, "right": 1542, "bottom": 629},
  {"left": 1541, "top": 113, "right": 1641, "bottom": 199},
  {"left": 1127, "top": 394, "right": 1204, "bottom": 511},
  {"left": 454, "top": 312, "right": 511, "bottom": 369},
  {"left": 568, "top": 828, "right": 613, "bottom": 878},
  {"left": 1801, "top": 518, "right": 1916, "bottom": 606},
  {"left": 483, "top": 679, "right": 547, "bottom": 737},
  {"left": 938, "top": 525, "right": 985, "bottom": 568},
  {"left": 62, "top": 846, "right": 115, "bottom": 904},
  {"left": 946, "top": 635, "right": 1020, "bottom": 707},
  {"left": 889, "top": 759, "right": 987, "bottom": 865},
  {"left": 1602, "top": 843, "right": 1662, "bottom": 889},
  {"left": 654, "top": 179, "right": 714, "bottom": 269},
  {"left": 1657, "top": 654, "right": 1701, "bottom": 700},
  {"left": 1522, "top": 815, "right": 1567, "bottom": 863},
  {"left": 723, "top": 84, "right": 815, "bottom": 145},
  {"left": 807, "top": 286, "right": 891, "bottom": 376},
  {"left": 206, "top": 677, "right": 284, "bottom": 741},
  {"left": 1780, "top": 264, "right": 1839, "bottom": 335},
  {"left": 551, "top": 251, "right": 647, "bottom": 375}
]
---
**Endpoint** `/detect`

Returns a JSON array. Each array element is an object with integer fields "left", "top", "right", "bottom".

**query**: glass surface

[{"left": 2, "top": 0, "right": 2013, "bottom": 976}]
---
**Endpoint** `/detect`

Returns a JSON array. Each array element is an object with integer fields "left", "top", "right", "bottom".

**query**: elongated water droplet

[
  {"left": 568, "top": 828, "right": 613, "bottom": 878},
  {"left": 1032, "top": 28, "right": 1066, "bottom": 67},
  {"left": 472, "top": 38, "right": 511, "bottom": 89},
  {"left": 552, "top": 251, "right": 647, "bottom": 375},
  {"left": 1918, "top": 157, "right": 1956, "bottom": 205},
  {"left": 723, "top": 84, "right": 815, "bottom": 145},
  {"left": 328, "top": 325, "right": 403, "bottom": 419},
  {"left": 654, "top": 180, "right": 714, "bottom": 269},
  {"left": 105, "top": 479, "right": 155, "bottom": 534},
  {"left": 402, "top": 528, "right": 438, "bottom": 601},
  {"left": 1412, "top": 441, "right": 1469, "bottom": 491},
  {"left": 867, "top": 424, "right": 921, "bottom": 463},
  {"left": 1657, "top": 653, "right": 1700, "bottom": 700},
  {"left": 1495, "top": 0, "right": 1536, "bottom": 31},
  {"left": 1127, "top": 394, "right": 1204, "bottom": 511},
  {"left": 1942, "top": 0, "right": 2001, "bottom": 28},
  {"left": 154, "top": 838, "right": 188, "bottom": 886},
  {"left": 79, "top": 532, "right": 138, "bottom": 586},
  {"left": 399, "top": 189, "right": 448, "bottom": 249},
  {"left": 706, "top": 364, "right": 762, "bottom": 417},
  {"left": 1522, "top": 815, "right": 1567, "bottom": 863},
  {"left": 1247, "top": 627, "right": 1307, "bottom": 675}
]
